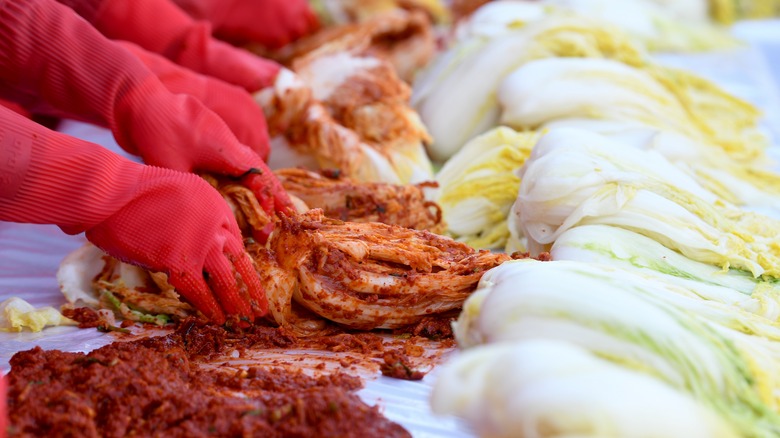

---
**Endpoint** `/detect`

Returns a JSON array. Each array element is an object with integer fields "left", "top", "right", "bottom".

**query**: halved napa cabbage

[
  {"left": 513, "top": 127, "right": 780, "bottom": 278},
  {"left": 552, "top": 224, "right": 780, "bottom": 320},
  {"left": 499, "top": 57, "right": 766, "bottom": 163},
  {"left": 414, "top": 2, "right": 739, "bottom": 161},
  {"left": 542, "top": 119, "right": 780, "bottom": 214},
  {"left": 432, "top": 340, "right": 739, "bottom": 438},
  {"left": 412, "top": 14, "right": 645, "bottom": 161},
  {"left": 435, "top": 127, "right": 539, "bottom": 249},
  {"left": 449, "top": 259, "right": 780, "bottom": 436}
]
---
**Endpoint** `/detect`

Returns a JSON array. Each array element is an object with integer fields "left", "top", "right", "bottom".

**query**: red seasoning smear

[{"left": 6, "top": 322, "right": 411, "bottom": 438}]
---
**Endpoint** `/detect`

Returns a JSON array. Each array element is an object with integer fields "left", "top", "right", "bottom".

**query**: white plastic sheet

[{"left": 2, "top": 20, "right": 780, "bottom": 436}]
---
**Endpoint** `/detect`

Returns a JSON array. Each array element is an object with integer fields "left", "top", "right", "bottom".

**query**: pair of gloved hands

[{"left": 0, "top": 0, "right": 318, "bottom": 323}]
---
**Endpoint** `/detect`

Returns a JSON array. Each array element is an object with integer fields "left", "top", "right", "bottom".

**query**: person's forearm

[
  {"left": 0, "top": 106, "right": 140, "bottom": 233},
  {"left": 58, "top": 0, "right": 197, "bottom": 55},
  {"left": 56, "top": 0, "right": 281, "bottom": 91},
  {"left": 0, "top": 0, "right": 155, "bottom": 132}
]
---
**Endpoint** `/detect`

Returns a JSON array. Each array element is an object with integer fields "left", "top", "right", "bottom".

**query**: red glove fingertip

[
  {"left": 202, "top": 245, "right": 254, "bottom": 320},
  {"left": 303, "top": 7, "right": 322, "bottom": 36},
  {"left": 241, "top": 168, "right": 294, "bottom": 215},
  {"left": 251, "top": 222, "right": 275, "bottom": 246},
  {"left": 226, "top": 240, "right": 268, "bottom": 318},
  {"left": 168, "top": 270, "right": 227, "bottom": 324}
]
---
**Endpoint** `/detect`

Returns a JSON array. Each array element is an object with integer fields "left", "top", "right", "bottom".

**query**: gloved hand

[
  {"left": 58, "top": 0, "right": 282, "bottom": 92},
  {"left": 0, "top": 107, "right": 267, "bottom": 324},
  {"left": 118, "top": 41, "right": 271, "bottom": 162},
  {"left": 172, "top": 0, "right": 320, "bottom": 48},
  {"left": 0, "top": 0, "right": 292, "bottom": 215}
]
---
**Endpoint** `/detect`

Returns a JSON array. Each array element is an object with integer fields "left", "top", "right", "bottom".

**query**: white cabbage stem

[{"left": 432, "top": 340, "right": 739, "bottom": 438}]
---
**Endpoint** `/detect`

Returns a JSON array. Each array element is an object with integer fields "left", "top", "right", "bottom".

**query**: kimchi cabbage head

[
  {"left": 449, "top": 259, "right": 780, "bottom": 436},
  {"left": 513, "top": 127, "right": 780, "bottom": 278}
]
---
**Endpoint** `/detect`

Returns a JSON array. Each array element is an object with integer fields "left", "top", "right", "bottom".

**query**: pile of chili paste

[{"left": 5, "top": 320, "right": 416, "bottom": 437}]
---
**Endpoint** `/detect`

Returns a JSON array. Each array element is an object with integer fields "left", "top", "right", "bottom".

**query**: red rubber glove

[
  {"left": 0, "top": 107, "right": 267, "bottom": 324},
  {"left": 0, "top": 0, "right": 292, "bottom": 213},
  {"left": 172, "top": 0, "right": 320, "bottom": 48},
  {"left": 0, "top": 98, "right": 30, "bottom": 119},
  {"left": 117, "top": 41, "right": 271, "bottom": 162},
  {"left": 0, "top": 370, "right": 5, "bottom": 438},
  {"left": 58, "top": 0, "right": 282, "bottom": 92}
]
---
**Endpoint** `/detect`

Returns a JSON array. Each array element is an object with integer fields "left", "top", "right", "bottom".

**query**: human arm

[
  {"left": 172, "top": 0, "right": 320, "bottom": 48},
  {"left": 58, "top": 0, "right": 282, "bottom": 91},
  {"left": 116, "top": 41, "right": 272, "bottom": 162},
  {"left": 0, "top": 0, "right": 292, "bottom": 214}
]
